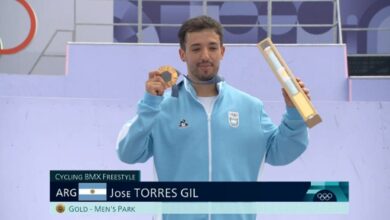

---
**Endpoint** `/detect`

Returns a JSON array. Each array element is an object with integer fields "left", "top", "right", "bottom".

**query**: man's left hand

[{"left": 283, "top": 78, "right": 311, "bottom": 108}]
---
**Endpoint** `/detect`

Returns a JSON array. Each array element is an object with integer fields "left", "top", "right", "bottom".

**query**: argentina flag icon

[{"left": 78, "top": 183, "right": 107, "bottom": 201}]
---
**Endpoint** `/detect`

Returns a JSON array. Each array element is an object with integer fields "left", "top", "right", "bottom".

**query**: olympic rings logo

[
  {"left": 313, "top": 189, "right": 336, "bottom": 202},
  {"left": 0, "top": 0, "right": 37, "bottom": 55},
  {"left": 316, "top": 192, "right": 333, "bottom": 201}
]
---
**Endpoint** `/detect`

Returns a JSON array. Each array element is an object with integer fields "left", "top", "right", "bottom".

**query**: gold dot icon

[{"left": 56, "top": 203, "right": 65, "bottom": 213}]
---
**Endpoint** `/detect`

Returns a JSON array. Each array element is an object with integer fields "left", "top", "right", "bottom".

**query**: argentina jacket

[{"left": 116, "top": 79, "right": 309, "bottom": 220}]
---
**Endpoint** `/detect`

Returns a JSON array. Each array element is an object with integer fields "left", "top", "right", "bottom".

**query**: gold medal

[{"left": 158, "top": 65, "right": 179, "bottom": 88}]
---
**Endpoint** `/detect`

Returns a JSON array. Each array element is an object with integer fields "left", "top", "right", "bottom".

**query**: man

[{"left": 117, "top": 16, "right": 309, "bottom": 220}]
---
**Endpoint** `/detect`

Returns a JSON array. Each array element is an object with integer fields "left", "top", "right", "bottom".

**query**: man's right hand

[{"left": 145, "top": 71, "right": 167, "bottom": 96}]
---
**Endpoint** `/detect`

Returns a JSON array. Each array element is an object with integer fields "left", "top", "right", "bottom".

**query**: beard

[{"left": 189, "top": 61, "right": 219, "bottom": 82}]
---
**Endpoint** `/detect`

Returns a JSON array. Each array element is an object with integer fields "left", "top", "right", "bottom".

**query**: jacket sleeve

[
  {"left": 116, "top": 93, "right": 163, "bottom": 164},
  {"left": 261, "top": 104, "right": 309, "bottom": 166}
]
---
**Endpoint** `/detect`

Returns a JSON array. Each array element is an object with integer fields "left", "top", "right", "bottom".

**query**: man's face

[{"left": 179, "top": 29, "right": 225, "bottom": 81}]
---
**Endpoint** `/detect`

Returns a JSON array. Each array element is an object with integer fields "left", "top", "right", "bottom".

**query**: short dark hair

[{"left": 178, "top": 15, "right": 223, "bottom": 50}]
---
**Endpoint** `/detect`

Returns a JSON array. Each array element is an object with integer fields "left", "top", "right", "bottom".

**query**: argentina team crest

[{"left": 228, "top": 111, "right": 239, "bottom": 128}]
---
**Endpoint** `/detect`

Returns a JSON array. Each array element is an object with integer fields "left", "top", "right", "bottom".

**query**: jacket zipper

[
  {"left": 207, "top": 113, "right": 212, "bottom": 182},
  {"left": 185, "top": 81, "right": 220, "bottom": 220},
  {"left": 196, "top": 98, "right": 214, "bottom": 220},
  {"left": 189, "top": 91, "right": 216, "bottom": 182},
  {"left": 207, "top": 113, "right": 212, "bottom": 220}
]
